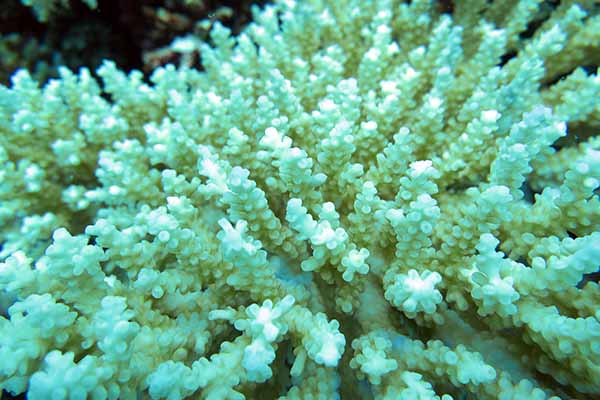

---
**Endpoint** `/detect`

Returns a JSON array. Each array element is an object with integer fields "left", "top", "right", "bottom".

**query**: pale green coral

[
  {"left": 21, "top": 0, "right": 98, "bottom": 22},
  {"left": 1, "top": 0, "right": 600, "bottom": 399}
]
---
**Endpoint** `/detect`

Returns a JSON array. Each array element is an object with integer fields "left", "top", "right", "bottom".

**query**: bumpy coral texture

[{"left": 1, "top": 0, "right": 600, "bottom": 399}]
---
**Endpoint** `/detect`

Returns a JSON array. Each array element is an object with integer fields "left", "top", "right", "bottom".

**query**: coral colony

[{"left": 1, "top": 0, "right": 600, "bottom": 399}]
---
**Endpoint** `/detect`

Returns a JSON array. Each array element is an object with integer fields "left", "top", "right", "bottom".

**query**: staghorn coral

[{"left": 1, "top": 0, "right": 600, "bottom": 399}]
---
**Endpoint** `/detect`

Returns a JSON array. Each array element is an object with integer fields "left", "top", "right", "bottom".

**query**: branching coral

[
  {"left": 20, "top": 0, "right": 98, "bottom": 22},
  {"left": 1, "top": 0, "right": 599, "bottom": 399}
]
